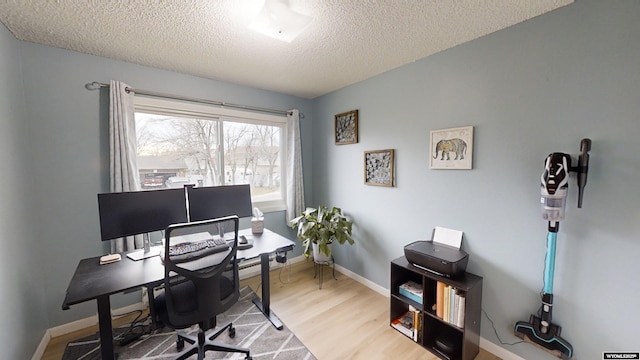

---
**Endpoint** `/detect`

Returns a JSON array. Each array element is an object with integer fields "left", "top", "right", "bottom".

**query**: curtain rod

[{"left": 85, "top": 81, "right": 301, "bottom": 118}]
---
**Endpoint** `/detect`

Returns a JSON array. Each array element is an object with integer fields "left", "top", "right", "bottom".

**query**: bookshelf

[{"left": 390, "top": 256, "right": 482, "bottom": 360}]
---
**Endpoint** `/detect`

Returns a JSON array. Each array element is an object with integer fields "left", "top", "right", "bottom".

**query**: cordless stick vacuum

[{"left": 514, "top": 139, "right": 591, "bottom": 360}]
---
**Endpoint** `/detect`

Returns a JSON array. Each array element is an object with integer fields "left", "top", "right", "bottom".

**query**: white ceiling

[{"left": 0, "top": 0, "right": 573, "bottom": 99}]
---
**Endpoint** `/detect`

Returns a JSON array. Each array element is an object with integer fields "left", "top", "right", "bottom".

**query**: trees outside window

[{"left": 134, "top": 97, "right": 286, "bottom": 212}]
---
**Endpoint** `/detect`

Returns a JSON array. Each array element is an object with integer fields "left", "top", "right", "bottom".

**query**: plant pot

[{"left": 312, "top": 242, "right": 333, "bottom": 263}]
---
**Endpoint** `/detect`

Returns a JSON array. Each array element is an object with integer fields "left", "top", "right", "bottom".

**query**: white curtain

[
  {"left": 286, "top": 109, "right": 305, "bottom": 223},
  {"left": 109, "top": 80, "right": 143, "bottom": 253}
]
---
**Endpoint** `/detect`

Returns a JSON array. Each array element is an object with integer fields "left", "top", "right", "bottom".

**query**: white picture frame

[{"left": 429, "top": 126, "right": 473, "bottom": 170}]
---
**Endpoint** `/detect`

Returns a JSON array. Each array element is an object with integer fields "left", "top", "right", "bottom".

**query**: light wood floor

[{"left": 43, "top": 260, "right": 501, "bottom": 360}]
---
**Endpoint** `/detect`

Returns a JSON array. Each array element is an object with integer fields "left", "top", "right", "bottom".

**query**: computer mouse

[{"left": 239, "top": 235, "right": 248, "bottom": 244}]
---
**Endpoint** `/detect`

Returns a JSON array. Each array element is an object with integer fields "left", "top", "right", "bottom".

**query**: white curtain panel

[
  {"left": 109, "top": 80, "right": 143, "bottom": 253},
  {"left": 286, "top": 109, "right": 305, "bottom": 223}
]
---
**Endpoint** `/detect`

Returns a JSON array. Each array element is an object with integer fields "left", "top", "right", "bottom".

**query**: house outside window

[{"left": 133, "top": 96, "right": 287, "bottom": 212}]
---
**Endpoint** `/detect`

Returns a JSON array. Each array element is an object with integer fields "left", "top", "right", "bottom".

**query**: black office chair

[{"left": 154, "top": 215, "right": 252, "bottom": 360}]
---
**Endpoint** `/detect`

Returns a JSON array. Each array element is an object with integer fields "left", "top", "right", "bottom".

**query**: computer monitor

[
  {"left": 187, "top": 184, "right": 253, "bottom": 222},
  {"left": 97, "top": 187, "right": 188, "bottom": 241}
]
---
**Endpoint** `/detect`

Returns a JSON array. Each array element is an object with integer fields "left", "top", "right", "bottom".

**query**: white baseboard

[
  {"left": 31, "top": 330, "right": 50, "bottom": 360},
  {"left": 333, "top": 263, "right": 389, "bottom": 297},
  {"left": 45, "top": 302, "right": 142, "bottom": 337},
  {"left": 49, "top": 314, "right": 98, "bottom": 338},
  {"left": 480, "top": 337, "right": 526, "bottom": 360},
  {"left": 238, "top": 253, "right": 306, "bottom": 279},
  {"left": 281, "top": 254, "right": 307, "bottom": 266}
]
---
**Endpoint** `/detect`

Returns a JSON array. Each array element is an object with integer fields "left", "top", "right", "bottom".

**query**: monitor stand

[{"left": 126, "top": 233, "right": 160, "bottom": 261}]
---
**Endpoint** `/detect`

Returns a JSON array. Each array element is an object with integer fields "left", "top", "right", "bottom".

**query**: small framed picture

[
  {"left": 430, "top": 126, "right": 474, "bottom": 170},
  {"left": 364, "top": 149, "right": 394, "bottom": 186},
  {"left": 335, "top": 110, "right": 358, "bottom": 145}
]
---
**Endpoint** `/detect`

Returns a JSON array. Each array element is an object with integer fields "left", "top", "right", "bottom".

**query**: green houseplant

[{"left": 290, "top": 205, "right": 354, "bottom": 259}]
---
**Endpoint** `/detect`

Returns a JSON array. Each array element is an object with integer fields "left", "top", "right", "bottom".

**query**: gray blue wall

[
  {"left": 314, "top": 1, "right": 639, "bottom": 359},
  {"left": 0, "top": 22, "right": 46, "bottom": 360}
]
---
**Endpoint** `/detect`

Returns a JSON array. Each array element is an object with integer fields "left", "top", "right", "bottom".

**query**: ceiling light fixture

[{"left": 248, "top": 0, "right": 313, "bottom": 43}]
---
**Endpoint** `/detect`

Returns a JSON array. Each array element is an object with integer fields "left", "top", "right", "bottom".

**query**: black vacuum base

[{"left": 514, "top": 315, "right": 573, "bottom": 360}]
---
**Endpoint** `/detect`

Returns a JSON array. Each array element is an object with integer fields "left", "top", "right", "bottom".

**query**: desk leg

[
  {"left": 146, "top": 285, "right": 159, "bottom": 330},
  {"left": 97, "top": 295, "right": 116, "bottom": 360},
  {"left": 252, "top": 253, "right": 284, "bottom": 330}
]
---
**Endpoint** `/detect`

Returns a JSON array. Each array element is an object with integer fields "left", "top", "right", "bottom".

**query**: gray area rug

[{"left": 63, "top": 287, "right": 316, "bottom": 359}]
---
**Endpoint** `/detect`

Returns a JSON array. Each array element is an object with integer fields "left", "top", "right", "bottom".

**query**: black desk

[{"left": 62, "top": 228, "right": 294, "bottom": 360}]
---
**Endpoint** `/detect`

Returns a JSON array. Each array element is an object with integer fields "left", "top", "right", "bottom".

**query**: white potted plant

[{"left": 290, "top": 205, "right": 354, "bottom": 261}]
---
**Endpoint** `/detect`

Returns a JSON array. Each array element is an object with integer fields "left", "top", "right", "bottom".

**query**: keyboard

[{"left": 168, "top": 237, "right": 229, "bottom": 263}]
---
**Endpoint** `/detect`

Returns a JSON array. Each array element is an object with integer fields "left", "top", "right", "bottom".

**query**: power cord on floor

[
  {"left": 482, "top": 309, "right": 524, "bottom": 346},
  {"left": 112, "top": 309, "right": 152, "bottom": 346},
  {"left": 278, "top": 259, "right": 291, "bottom": 284}
]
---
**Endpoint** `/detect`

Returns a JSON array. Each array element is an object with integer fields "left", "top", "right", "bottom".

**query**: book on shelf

[
  {"left": 443, "top": 285, "right": 450, "bottom": 322},
  {"left": 452, "top": 289, "right": 459, "bottom": 324},
  {"left": 436, "top": 281, "right": 445, "bottom": 319},
  {"left": 409, "top": 305, "right": 423, "bottom": 342},
  {"left": 391, "top": 311, "right": 414, "bottom": 338},
  {"left": 435, "top": 284, "right": 466, "bottom": 328},
  {"left": 455, "top": 291, "right": 466, "bottom": 328},
  {"left": 449, "top": 286, "right": 455, "bottom": 323},
  {"left": 399, "top": 280, "right": 423, "bottom": 304},
  {"left": 391, "top": 307, "right": 423, "bottom": 341}
]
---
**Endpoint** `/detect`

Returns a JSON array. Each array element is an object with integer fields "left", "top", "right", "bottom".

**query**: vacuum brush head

[{"left": 514, "top": 315, "right": 573, "bottom": 360}]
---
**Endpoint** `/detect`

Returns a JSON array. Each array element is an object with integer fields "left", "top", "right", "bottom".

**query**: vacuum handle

[{"left": 577, "top": 138, "right": 591, "bottom": 208}]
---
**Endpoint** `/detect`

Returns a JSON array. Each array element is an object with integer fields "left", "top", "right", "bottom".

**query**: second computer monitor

[{"left": 187, "top": 184, "right": 252, "bottom": 222}]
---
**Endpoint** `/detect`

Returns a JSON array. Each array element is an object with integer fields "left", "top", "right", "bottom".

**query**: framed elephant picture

[{"left": 429, "top": 126, "right": 473, "bottom": 169}]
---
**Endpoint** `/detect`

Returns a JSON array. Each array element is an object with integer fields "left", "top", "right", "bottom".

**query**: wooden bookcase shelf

[{"left": 390, "top": 256, "right": 483, "bottom": 360}]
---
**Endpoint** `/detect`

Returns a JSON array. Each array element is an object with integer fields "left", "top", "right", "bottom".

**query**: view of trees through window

[{"left": 134, "top": 112, "right": 283, "bottom": 204}]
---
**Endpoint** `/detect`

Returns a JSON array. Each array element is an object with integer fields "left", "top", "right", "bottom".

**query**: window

[{"left": 134, "top": 96, "right": 287, "bottom": 212}]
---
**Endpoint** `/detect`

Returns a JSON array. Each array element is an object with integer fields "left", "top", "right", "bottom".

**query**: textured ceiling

[{"left": 0, "top": 0, "right": 573, "bottom": 99}]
